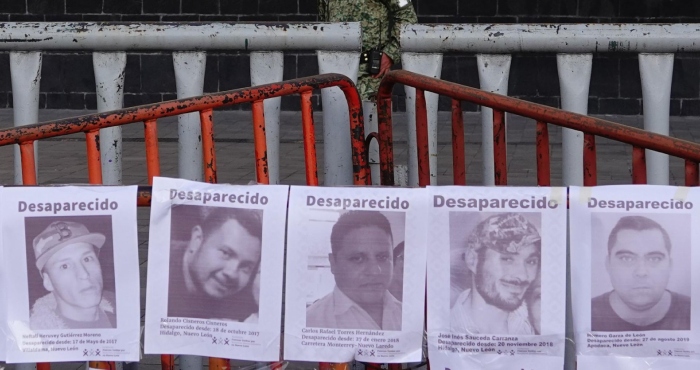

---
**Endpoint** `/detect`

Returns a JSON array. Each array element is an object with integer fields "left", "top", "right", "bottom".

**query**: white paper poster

[
  {"left": 426, "top": 186, "right": 567, "bottom": 369},
  {"left": 283, "top": 186, "right": 427, "bottom": 363},
  {"left": 144, "top": 177, "right": 288, "bottom": 361},
  {"left": 571, "top": 185, "right": 700, "bottom": 369},
  {"left": 0, "top": 186, "right": 5, "bottom": 362},
  {"left": 3, "top": 186, "right": 140, "bottom": 363}
]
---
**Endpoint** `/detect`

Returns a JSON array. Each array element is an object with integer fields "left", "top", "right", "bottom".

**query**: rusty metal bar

[
  {"left": 19, "top": 141, "right": 37, "bottom": 185},
  {"left": 36, "top": 363, "right": 50, "bottom": 370},
  {"left": 208, "top": 357, "right": 229, "bottom": 370},
  {"left": 85, "top": 129, "right": 103, "bottom": 185},
  {"left": 493, "top": 109, "right": 507, "bottom": 186},
  {"left": 451, "top": 99, "right": 466, "bottom": 185},
  {"left": 377, "top": 70, "right": 700, "bottom": 164},
  {"left": 300, "top": 91, "right": 319, "bottom": 186},
  {"left": 0, "top": 74, "right": 359, "bottom": 145},
  {"left": 319, "top": 364, "right": 349, "bottom": 370},
  {"left": 88, "top": 361, "right": 115, "bottom": 370},
  {"left": 415, "top": 88, "right": 430, "bottom": 187},
  {"left": 252, "top": 100, "right": 270, "bottom": 185},
  {"left": 200, "top": 109, "right": 217, "bottom": 184},
  {"left": 632, "top": 146, "right": 647, "bottom": 185},
  {"left": 377, "top": 94, "right": 395, "bottom": 186},
  {"left": 583, "top": 133, "right": 597, "bottom": 186},
  {"left": 536, "top": 120, "right": 551, "bottom": 186},
  {"left": 144, "top": 119, "right": 161, "bottom": 185},
  {"left": 387, "top": 364, "right": 403, "bottom": 370},
  {"left": 686, "top": 160, "right": 699, "bottom": 187},
  {"left": 339, "top": 85, "right": 371, "bottom": 186},
  {"left": 160, "top": 355, "right": 174, "bottom": 370}
]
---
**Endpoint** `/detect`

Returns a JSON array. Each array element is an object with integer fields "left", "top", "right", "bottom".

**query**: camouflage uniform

[{"left": 318, "top": 0, "right": 417, "bottom": 101}]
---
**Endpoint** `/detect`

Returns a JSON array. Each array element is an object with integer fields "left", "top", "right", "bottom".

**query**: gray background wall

[{"left": 1, "top": 0, "right": 699, "bottom": 115}]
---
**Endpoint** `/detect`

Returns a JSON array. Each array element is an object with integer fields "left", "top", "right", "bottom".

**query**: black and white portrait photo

[
  {"left": 450, "top": 212, "right": 542, "bottom": 335},
  {"left": 25, "top": 216, "right": 117, "bottom": 330},
  {"left": 168, "top": 204, "right": 263, "bottom": 322},
  {"left": 305, "top": 210, "right": 405, "bottom": 331},
  {"left": 590, "top": 213, "right": 691, "bottom": 332}
]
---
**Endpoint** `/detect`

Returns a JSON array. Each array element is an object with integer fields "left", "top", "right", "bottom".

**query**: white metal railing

[
  {"left": 400, "top": 23, "right": 697, "bottom": 188},
  {"left": 0, "top": 22, "right": 363, "bottom": 186}
]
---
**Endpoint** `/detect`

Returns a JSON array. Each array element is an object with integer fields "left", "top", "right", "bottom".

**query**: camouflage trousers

[{"left": 357, "top": 63, "right": 382, "bottom": 101}]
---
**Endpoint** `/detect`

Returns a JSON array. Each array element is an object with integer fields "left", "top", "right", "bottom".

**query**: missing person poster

[
  {"left": 426, "top": 186, "right": 567, "bottom": 369},
  {"left": 571, "top": 185, "right": 700, "bottom": 369},
  {"left": 144, "top": 177, "right": 288, "bottom": 361},
  {"left": 2, "top": 186, "right": 140, "bottom": 363},
  {"left": 283, "top": 186, "right": 428, "bottom": 363},
  {"left": 0, "top": 186, "right": 5, "bottom": 362}
]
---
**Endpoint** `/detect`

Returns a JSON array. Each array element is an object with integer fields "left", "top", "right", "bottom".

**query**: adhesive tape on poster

[
  {"left": 578, "top": 187, "right": 593, "bottom": 205},
  {"left": 549, "top": 187, "right": 564, "bottom": 203},
  {"left": 674, "top": 186, "right": 691, "bottom": 201}
]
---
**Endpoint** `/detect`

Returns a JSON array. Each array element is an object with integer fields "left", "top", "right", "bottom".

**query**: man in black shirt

[{"left": 591, "top": 215, "right": 690, "bottom": 331}]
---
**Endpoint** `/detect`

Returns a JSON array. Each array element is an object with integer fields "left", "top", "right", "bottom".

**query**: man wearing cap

[
  {"left": 451, "top": 213, "right": 541, "bottom": 335},
  {"left": 30, "top": 221, "right": 116, "bottom": 330}
]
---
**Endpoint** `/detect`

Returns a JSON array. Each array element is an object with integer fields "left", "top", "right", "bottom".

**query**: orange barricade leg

[
  {"left": 209, "top": 357, "right": 230, "bottom": 370},
  {"left": 161, "top": 355, "right": 175, "bottom": 370},
  {"left": 88, "top": 361, "right": 116, "bottom": 370}
]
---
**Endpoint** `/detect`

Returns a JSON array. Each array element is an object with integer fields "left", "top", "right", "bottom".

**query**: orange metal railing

[
  {"left": 0, "top": 74, "right": 373, "bottom": 370},
  {"left": 376, "top": 70, "right": 700, "bottom": 188}
]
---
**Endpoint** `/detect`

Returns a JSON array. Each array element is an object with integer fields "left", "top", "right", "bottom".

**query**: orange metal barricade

[
  {"left": 375, "top": 69, "right": 700, "bottom": 370},
  {"left": 376, "top": 70, "right": 700, "bottom": 188},
  {"left": 0, "top": 74, "right": 376, "bottom": 370}
]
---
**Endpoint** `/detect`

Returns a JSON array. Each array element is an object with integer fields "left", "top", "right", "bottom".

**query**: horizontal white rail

[
  {"left": 0, "top": 22, "right": 361, "bottom": 51},
  {"left": 401, "top": 23, "right": 700, "bottom": 53}
]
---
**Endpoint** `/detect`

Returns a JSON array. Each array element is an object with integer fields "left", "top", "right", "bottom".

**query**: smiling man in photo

[
  {"left": 169, "top": 206, "right": 262, "bottom": 321},
  {"left": 591, "top": 215, "right": 690, "bottom": 331},
  {"left": 451, "top": 213, "right": 541, "bottom": 335},
  {"left": 306, "top": 210, "right": 402, "bottom": 330},
  {"left": 30, "top": 221, "right": 116, "bottom": 330}
]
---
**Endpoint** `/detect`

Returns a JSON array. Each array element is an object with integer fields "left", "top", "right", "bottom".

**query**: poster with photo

[
  {"left": 144, "top": 177, "right": 288, "bottom": 361},
  {"left": 283, "top": 186, "right": 428, "bottom": 363},
  {"left": 426, "top": 186, "right": 567, "bottom": 369},
  {"left": 2, "top": 186, "right": 140, "bottom": 363},
  {"left": 571, "top": 185, "right": 700, "bottom": 369},
  {"left": 0, "top": 186, "right": 5, "bottom": 362}
]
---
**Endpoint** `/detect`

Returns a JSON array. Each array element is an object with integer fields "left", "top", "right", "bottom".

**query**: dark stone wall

[{"left": 1, "top": 0, "right": 700, "bottom": 114}]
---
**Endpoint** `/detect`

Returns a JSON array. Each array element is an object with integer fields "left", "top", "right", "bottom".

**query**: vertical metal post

[
  {"left": 10, "top": 51, "right": 42, "bottom": 185},
  {"left": 556, "top": 53, "right": 592, "bottom": 187},
  {"left": 93, "top": 51, "right": 127, "bottom": 185},
  {"left": 12, "top": 49, "right": 47, "bottom": 370},
  {"left": 451, "top": 99, "right": 466, "bottom": 186},
  {"left": 179, "top": 355, "right": 203, "bottom": 370},
  {"left": 252, "top": 100, "right": 270, "bottom": 185},
  {"left": 415, "top": 89, "right": 431, "bottom": 188},
  {"left": 476, "top": 54, "right": 511, "bottom": 186},
  {"left": 556, "top": 53, "right": 592, "bottom": 370},
  {"left": 317, "top": 50, "right": 360, "bottom": 186},
  {"left": 402, "top": 52, "right": 443, "bottom": 186},
  {"left": 301, "top": 91, "right": 319, "bottom": 186},
  {"left": 639, "top": 53, "right": 674, "bottom": 185},
  {"left": 173, "top": 51, "right": 206, "bottom": 182},
  {"left": 174, "top": 55, "right": 205, "bottom": 370},
  {"left": 363, "top": 101, "right": 380, "bottom": 185},
  {"left": 250, "top": 51, "right": 284, "bottom": 184},
  {"left": 535, "top": 121, "right": 551, "bottom": 186},
  {"left": 15, "top": 361, "right": 38, "bottom": 370}
]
